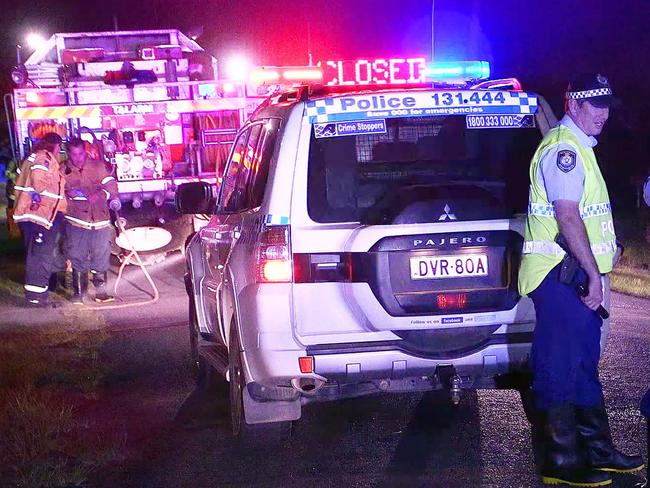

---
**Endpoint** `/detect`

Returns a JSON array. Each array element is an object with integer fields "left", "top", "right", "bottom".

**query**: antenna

[
  {"left": 431, "top": 0, "right": 435, "bottom": 61},
  {"left": 307, "top": 23, "right": 313, "bottom": 67}
]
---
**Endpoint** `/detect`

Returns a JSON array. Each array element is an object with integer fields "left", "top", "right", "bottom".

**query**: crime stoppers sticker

[{"left": 314, "top": 119, "right": 387, "bottom": 138}]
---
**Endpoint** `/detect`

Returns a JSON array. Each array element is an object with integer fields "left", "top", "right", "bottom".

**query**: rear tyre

[{"left": 228, "top": 321, "right": 292, "bottom": 444}]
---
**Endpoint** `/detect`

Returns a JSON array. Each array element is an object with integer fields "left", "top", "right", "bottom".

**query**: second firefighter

[{"left": 64, "top": 137, "right": 121, "bottom": 304}]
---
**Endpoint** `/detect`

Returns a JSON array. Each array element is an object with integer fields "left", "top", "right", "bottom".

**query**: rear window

[{"left": 307, "top": 115, "right": 541, "bottom": 224}]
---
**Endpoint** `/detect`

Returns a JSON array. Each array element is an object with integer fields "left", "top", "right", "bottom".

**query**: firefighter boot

[
  {"left": 540, "top": 405, "right": 612, "bottom": 487},
  {"left": 92, "top": 271, "right": 114, "bottom": 303},
  {"left": 71, "top": 270, "right": 85, "bottom": 305},
  {"left": 576, "top": 404, "right": 644, "bottom": 474}
]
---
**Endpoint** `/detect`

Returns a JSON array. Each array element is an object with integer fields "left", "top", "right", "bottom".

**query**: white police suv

[{"left": 176, "top": 61, "right": 557, "bottom": 438}]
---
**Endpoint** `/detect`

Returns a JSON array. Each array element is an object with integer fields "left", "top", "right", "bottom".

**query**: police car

[{"left": 176, "top": 61, "right": 558, "bottom": 439}]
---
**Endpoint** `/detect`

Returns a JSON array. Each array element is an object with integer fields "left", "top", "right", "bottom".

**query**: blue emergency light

[{"left": 425, "top": 61, "right": 490, "bottom": 82}]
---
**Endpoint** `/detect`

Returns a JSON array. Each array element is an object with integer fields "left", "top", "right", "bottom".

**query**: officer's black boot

[
  {"left": 92, "top": 271, "right": 114, "bottom": 303},
  {"left": 540, "top": 404, "right": 612, "bottom": 486},
  {"left": 71, "top": 270, "right": 85, "bottom": 305},
  {"left": 576, "top": 404, "right": 645, "bottom": 473}
]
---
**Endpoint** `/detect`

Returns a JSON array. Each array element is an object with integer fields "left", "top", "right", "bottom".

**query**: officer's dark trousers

[
  {"left": 64, "top": 223, "right": 112, "bottom": 273},
  {"left": 18, "top": 212, "right": 64, "bottom": 302},
  {"left": 529, "top": 264, "right": 604, "bottom": 410}
]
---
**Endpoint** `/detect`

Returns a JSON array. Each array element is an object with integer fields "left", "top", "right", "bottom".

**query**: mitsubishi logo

[{"left": 438, "top": 204, "right": 457, "bottom": 221}]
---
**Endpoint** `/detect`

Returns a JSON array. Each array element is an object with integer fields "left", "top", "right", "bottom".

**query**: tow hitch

[{"left": 435, "top": 365, "right": 463, "bottom": 405}]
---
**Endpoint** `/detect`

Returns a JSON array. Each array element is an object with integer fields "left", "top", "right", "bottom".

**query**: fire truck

[{"left": 5, "top": 29, "right": 254, "bottom": 260}]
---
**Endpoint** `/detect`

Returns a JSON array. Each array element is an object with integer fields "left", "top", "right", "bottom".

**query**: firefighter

[
  {"left": 4, "top": 158, "right": 22, "bottom": 239},
  {"left": 13, "top": 132, "right": 66, "bottom": 307},
  {"left": 63, "top": 137, "right": 121, "bottom": 304},
  {"left": 518, "top": 74, "right": 644, "bottom": 486}
]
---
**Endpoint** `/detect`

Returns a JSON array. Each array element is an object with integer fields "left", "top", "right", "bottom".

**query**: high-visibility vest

[{"left": 518, "top": 125, "right": 616, "bottom": 296}]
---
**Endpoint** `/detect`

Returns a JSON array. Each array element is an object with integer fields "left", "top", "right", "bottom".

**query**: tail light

[
  {"left": 256, "top": 225, "right": 292, "bottom": 283},
  {"left": 436, "top": 293, "right": 468, "bottom": 311}
]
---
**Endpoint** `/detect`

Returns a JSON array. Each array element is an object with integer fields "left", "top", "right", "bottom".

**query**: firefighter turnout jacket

[
  {"left": 13, "top": 150, "right": 66, "bottom": 229},
  {"left": 65, "top": 160, "right": 118, "bottom": 230}
]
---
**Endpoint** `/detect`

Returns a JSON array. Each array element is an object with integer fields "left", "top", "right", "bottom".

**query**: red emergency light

[
  {"left": 17, "top": 90, "right": 67, "bottom": 108},
  {"left": 250, "top": 66, "right": 323, "bottom": 85},
  {"left": 103, "top": 62, "right": 157, "bottom": 86}
]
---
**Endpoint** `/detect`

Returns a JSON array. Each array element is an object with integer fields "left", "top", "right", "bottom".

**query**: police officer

[
  {"left": 518, "top": 74, "right": 644, "bottom": 486},
  {"left": 13, "top": 132, "right": 66, "bottom": 307},
  {"left": 64, "top": 137, "right": 120, "bottom": 304}
]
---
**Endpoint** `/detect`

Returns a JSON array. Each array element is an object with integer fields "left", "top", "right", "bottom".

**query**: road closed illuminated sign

[{"left": 322, "top": 58, "right": 427, "bottom": 86}]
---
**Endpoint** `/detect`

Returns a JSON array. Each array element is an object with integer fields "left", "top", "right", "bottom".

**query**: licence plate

[{"left": 410, "top": 253, "right": 488, "bottom": 280}]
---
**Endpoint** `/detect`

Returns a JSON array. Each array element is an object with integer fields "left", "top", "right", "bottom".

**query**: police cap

[{"left": 566, "top": 73, "right": 616, "bottom": 108}]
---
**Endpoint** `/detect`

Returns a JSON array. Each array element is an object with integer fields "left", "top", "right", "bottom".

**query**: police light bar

[
  {"left": 424, "top": 61, "right": 490, "bottom": 83},
  {"left": 323, "top": 58, "right": 427, "bottom": 86},
  {"left": 250, "top": 66, "right": 323, "bottom": 85}
]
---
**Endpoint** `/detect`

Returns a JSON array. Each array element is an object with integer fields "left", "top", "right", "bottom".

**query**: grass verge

[
  {"left": 0, "top": 315, "right": 127, "bottom": 487},
  {"left": 611, "top": 215, "right": 650, "bottom": 299},
  {"left": 611, "top": 266, "right": 650, "bottom": 298}
]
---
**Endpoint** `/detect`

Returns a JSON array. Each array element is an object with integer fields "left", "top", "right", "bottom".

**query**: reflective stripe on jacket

[
  {"left": 13, "top": 151, "right": 66, "bottom": 229},
  {"left": 518, "top": 125, "right": 616, "bottom": 296},
  {"left": 64, "top": 160, "right": 118, "bottom": 230}
]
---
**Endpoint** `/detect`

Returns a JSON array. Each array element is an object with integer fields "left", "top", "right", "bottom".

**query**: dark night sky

[
  {"left": 2, "top": 0, "right": 649, "bottom": 101},
  {"left": 1, "top": 0, "right": 649, "bottom": 185}
]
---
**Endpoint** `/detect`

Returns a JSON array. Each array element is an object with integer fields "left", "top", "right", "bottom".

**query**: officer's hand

[
  {"left": 109, "top": 199, "right": 122, "bottom": 212},
  {"left": 582, "top": 276, "right": 603, "bottom": 311}
]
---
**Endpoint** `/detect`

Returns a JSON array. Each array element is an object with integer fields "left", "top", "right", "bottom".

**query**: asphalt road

[{"left": 76, "top": 256, "right": 649, "bottom": 488}]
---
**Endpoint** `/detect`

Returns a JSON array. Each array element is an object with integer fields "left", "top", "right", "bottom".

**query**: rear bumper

[
  {"left": 243, "top": 327, "right": 533, "bottom": 396},
  {"left": 309, "top": 338, "right": 532, "bottom": 387}
]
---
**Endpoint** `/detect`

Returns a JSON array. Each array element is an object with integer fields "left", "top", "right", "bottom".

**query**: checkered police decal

[
  {"left": 304, "top": 90, "right": 538, "bottom": 124},
  {"left": 566, "top": 88, "right": 612, "bottom": 100}
]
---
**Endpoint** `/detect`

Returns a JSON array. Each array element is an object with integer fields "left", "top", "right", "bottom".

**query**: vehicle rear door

[{"left": 291, "top": 99, "right": 542, "bottom": 347}]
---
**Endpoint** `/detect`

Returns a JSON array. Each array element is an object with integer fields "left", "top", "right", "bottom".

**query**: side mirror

[{"left": 175, "top": 182, "right": 215, "bottom": 214}]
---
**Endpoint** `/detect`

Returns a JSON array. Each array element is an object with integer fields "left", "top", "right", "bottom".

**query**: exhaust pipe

[{"left": 291, "top": 377, "right": 325, "bottom": 395}]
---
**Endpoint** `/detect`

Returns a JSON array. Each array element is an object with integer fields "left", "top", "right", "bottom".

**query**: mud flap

[{"left": 242, "top": 386, "right": 301, "bottom": 424}]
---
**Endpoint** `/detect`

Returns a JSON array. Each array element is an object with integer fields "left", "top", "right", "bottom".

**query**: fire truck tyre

[{"left": 228, "top": 322, "right": 292, "bottom": 445}]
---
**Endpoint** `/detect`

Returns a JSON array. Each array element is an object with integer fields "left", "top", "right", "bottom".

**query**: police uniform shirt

[{"left": 537, "top": 115, "right": 597, "bottom": 203}]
